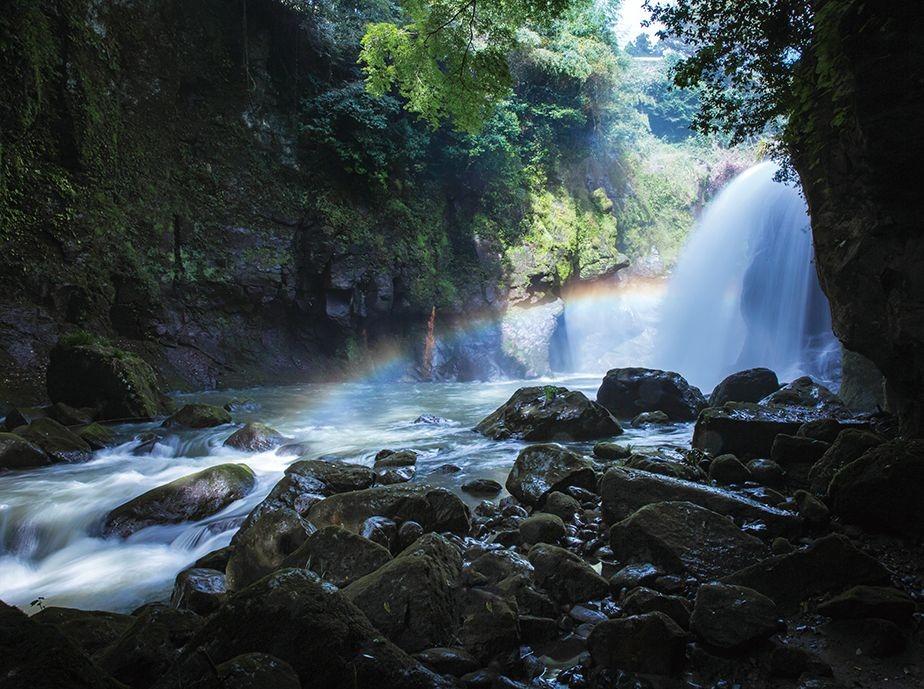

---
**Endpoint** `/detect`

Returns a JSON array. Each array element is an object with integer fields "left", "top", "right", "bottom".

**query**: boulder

[
  {"left": 33, "top": 606, "right": 133, "bottom": 656},
  {"left": 171, "top": 567, "right": 227, "bottom": 615},
  {"left": 414, "top": 647, "right": 479, "bottom": 677},
  {"left": 77, "top": 423, "right": 115, "bottom": 450},
  {"left": 280, "top": 525, "right": 392, "bottom": 588},
  {"left": 258, "top": 459, "right": 375, "bottom": 517},
  {"left": 708, "top": 454, "right": 751, "bottom": 485},
  {"left": 373, "top": 450, "right": 417, "bottom": 484},
  {"left": 164, "top": 569, "right": 444, "bottom": 689},
  {"left": 45, "top": 402, "right": 96, "bottom": 426},
  {"left": 807, "top": 429, "right": 884, "bottom": 495},
  {"left": 540, "top": 491, "right": 581, "bottom": 520},
  {"left": 622, "top": 450, "right": 702, "bottom": 481},
  {"left": 344, "top": 533, "right": 462, "bottom": 652},
  {"left": 693, "top": 402, "right": 820, "bottom": 459},
  {"left": 599, "top": 466, "right": 799, "bottom": 536},
  {"left": 461, "top": 478, "right": 502, "bottom": 496},
  {"left": 518, "top": 513, "right": 565, "bottom": 545},
  {"left": 631, "top": 410, "right": 670, "bottom": 427},
  {"left": 760, "top": 376, "right": 847, "bottom": 414},
  {"left": 609, "top": 563, "right": 662, "bottom": 593},
  {"left": 746, "top": 458, "right": 785, "bottom": 488},
  {"left": 587, "top": 612, "right": 687, "bottom": 675},
  {"left": 722, "top": 534, "right": 891, "bottom": 611},
  {"left": 459, "top": 589, "right": 519, "bottom": 662},
  {"left": 13, "top": 417, "right": 92, "bottom": 463},
  {"left": 475, "top": 386, "right": 622, "bottom": 441},
  {"left": 816, "top": 585, "right": 916, "bottom": 625},
  {"left": 597, "top": 367, "right": 706, "bottom": 421},
  {"left": 621, "top": 587, "right": 691, "bottom": 629},
  {"left": 226, "top": 508, "right": 313, "bottom": 590},
  {"left": 223, "top": 423, "right": 285, "bottom": 452},
  {"left": 104, "top": 464, "right": 256, "bottom": 537},
  {"left": 797, "top": 417, "right": 844, "bottom": 443},
  {"left": 709, "top": 368, "right": 780, "bottom": 406},
  {"left": 307, "top": 484, "right": 471, "bottom": 536},
  {"left": 827, "top": 439, "right": 924, "bottom": 536},
  {"left": 592, "top": 441, "right": 632, "bottom": 461},
  {"left": 216, "top": 653, "right": 301, "bottom": 689},
  {"left": 162, "top": 403, "right": 231, "bottom": 429},
  {"left": 0, "top": 431, "right": 51, "bottom": 470},
  {"left": 505, "top": 444, "right": 596, "bottom": 507},
  {"left": 46, "top": 341, "right": 164, "bottom": 421},
  {"left": 0, "top": 601, "right": 123, "bottom": 689},
  {"left": 793, "top": 489, "right": 829, "bottom": 524},
  {"left": 690, "top": 583, "right": 779, "bottom": 650},
  {"left": 609, "top": 501, "right": 766, "bottom": 581},
  {"left": 527, "top": 543, "right": 608, "bottom": 604},
  {"left": 770, "top": 433, "right": 830, "bottom": 486},
  {"left": 2, "top": 406, "right": 47, "bottom": 431},
  {"left": 469, "top": 549, "right": 534, "bottom": 585}
]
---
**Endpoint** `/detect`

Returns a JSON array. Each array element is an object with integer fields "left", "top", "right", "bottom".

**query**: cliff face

[{"left": 789, "top": 1, "right": 924, "bottom": 435}]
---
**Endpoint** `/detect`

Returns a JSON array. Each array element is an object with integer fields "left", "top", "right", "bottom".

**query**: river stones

[
  {"left": 505, "top": 444, "right": 596, "bottom": 507},
  {"left": 760, "top": 376, "right": 847, "bottom": 414},
  {"left": 215, "top": 653, "right": 301, "bottom": 689},
  {"left": 46, "top": 341, "right": 164, "bottom": 421},
  {"left": 621, "top": 587, "right": 691, "bottom": 629},
  {"left": 599, "top": 465, "right": 799, "bottom": 536},
  {"left": 631, "top": 410, "right": 670, "bottom": 427},
  {"left": 171, "top": 567, "right": 227, "bottom": 615},
  {"left": 281, "top": 525, "right": 392, "bottom": 588},
  {"left": 587, "top": 612, "right": 687, "bottom": 675},
  {"left": 540, "top": 491, "right": 581, "bottom": 520},
  {"left": 692, "top": 402, "right": 819, "bottom": 459},
  {"left": 460, "top": 478, "right": 502, "bottom": 496},
  {"left": 103, "top": 463, "right": 256, "bottom": 537},
  {"left": 808, "top": 428, "right": 883, "bottom": 494},
  {"left": 223, "top": 422, "right": 285, "bottom": 452},
  {"left": 609, "top": 501, "right": 767, "bottom": 581},
  {"left": 708, "top": 454, "right": 751, "bottom": 485},
  {"left": 816, "top": 585, "right": 916, "bottom": 625},
  {"left": 518, "top": 512, "right": 565, "bottom": 545},
  {"left": 344, "top": 533, "right": 462, "bottom": 652},
  {"left": 690, "top": 582, "right": 779, "bottom": 650},
  {"left": 475, "top": 386, "right": 622, "bottom": 441},
  {"left": 373, "top": 449, "right": 417, "bottom": 485},
  {"left": 414, "top": 647, "right": 480, "bottom": 677},
  {"left": 226, "top": 508, "right": 314, "bottom": 591},
  {"left": 709, "top": 367, "right": 781, "bottom": 406},
  {"left": 77, "top": 422, "right": 115, "bottom": 450},
  {"left": 593, "top": 441, "right": 632, "bottom": 461},
  {"left": 527, "top": 543, "right": 608, "bottom": 604},
  {"left": 771, "top": 433, "right": 831, "bottom": 487},
  {"left": 596, "top": 367, "right": 706, "bottom": 421},
  {"left": 459, "top": 589, "right": 519, "bottom": 662},
  {"left": 32, "top": 606, "right": 134, "bottom": 656},
  {"left": 258, "top": 459, "right": 375, "bottom": 517},
  {"left": 13, "top": 417, "right": 92, "bottom": 463},
  {"left": 0, "top": 431, "right": 51, "bottom": 469},
  {"left": 722, "top": 534, "right": 890, "bottom": 611},
  {"left": 162, "top": 403, "right": 231, "bottom": 429},
  {"left": 307, "top": 483, "right": 471, "bottom": 536}
]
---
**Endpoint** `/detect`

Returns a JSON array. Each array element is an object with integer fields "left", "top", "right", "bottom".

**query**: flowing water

[{"left": 0, "top": 376, "right": 690, "bottom": 614}]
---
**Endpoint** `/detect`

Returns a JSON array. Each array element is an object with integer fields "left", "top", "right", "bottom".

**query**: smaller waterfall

[{"left": 655, "top": 161, "right": 839, "bottom": 391}]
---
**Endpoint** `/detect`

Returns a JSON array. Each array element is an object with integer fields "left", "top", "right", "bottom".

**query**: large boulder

[
  {"left": 475, "top": 386, "right": 622, "bottom": 440},
  {"left": 256, "top": 459, "right": 375, "bottom": 518},
  {"left": 690, "top": 583, "right": 779, "bottom": 650},
  {"left": 692, "top": 402, "right": 823, "bottom": 459},
  {"left": 223, "top": 423, "right": 285, "bottom": 452},
  {"left": 827, "top": 439, "right": 924, "bottom": 536},
  {"left": 160, "top": 569, "right": 445, "bottom": 689},
  {"left": 0, "top": 431, "right": 51, "bottom": 470},
  {"left": 32, "top": 606, "right": 133, "bottom": 656},
  {"left": 609, "top": 501, "right": 767, "bottom": 581},
  {"left": 103, "top": 464, "right": 256, "bottom": 537},
  {"left": 599, "top": 466, "right": 799, "bottom": 536},
  {"left": 162, "top": 403, "right": 231, "bottom": 429},
  {"left": 46, "top": 341, "right": 164, "bottom": 421},
  {"left": 759, "top": 376, "right": 847, "bottom": 414},
  {"left": 226, "top": 508, "right": 313, "bottom": 591},
  {"left": 344, "top": 533, "right": 462, "bottom": 652},
  {"left": 722, "top": 534, "right": 891, "bottom": 611},
  {"left": 281, "top": 525, "right": 392, "bottom": 588},
  {"left": 505, "top": 444, "right": 596, "bottom": 507},
  {"left": 307, "top": 484, "right": 471, "bottom": 536},
  {"left": 709, "top": 368, "right": 780, "bottom": 406},
  {"left": 587, "top": 612, "right": 687, "bottom": 675},
  {"left": 215, "top": 653, "right": 301, "bottom": 689},
  {"left": 171, "top": 567, "right": 227, "bottom": 615},
  {"left": 527, "top": 543, "right": 609, "bottom": 604},
  {"left": 770, "top": 434, "right": 831, "bottom": 486},
  {"left": 808, "top": 428, "right": 884, "bottom": 495},
  {"left": 13, "top": 417, "right": 92, "bottom": 463},
  {"left": 596, "top": 367, "right": 706, "bottom": 421}
]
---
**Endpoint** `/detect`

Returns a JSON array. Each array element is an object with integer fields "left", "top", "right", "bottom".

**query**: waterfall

[{"left": 655, "top": 161, "right": 840, "bottom": 391}]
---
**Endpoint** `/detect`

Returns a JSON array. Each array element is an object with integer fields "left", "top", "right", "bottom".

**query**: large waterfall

[{"left": 655, "top": 161, "right": 840, "bottom": 391}]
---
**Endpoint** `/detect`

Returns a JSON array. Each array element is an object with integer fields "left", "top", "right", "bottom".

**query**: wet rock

[
  {"left": 609, "top": 563, "right": 662, "bottom": 592},
  {"left": 461, "top": 478, "right": 502, "bottom": 496},
  {"left": 609, "top": 501, "right": 766, "bottom": 581},
  {"left": 0, "top": 431, "right": 51, "bottom": 469},
  {"left": 0, "top": 601, "right": 123, "bottom": 689},
  {"left": 518, "top": 615, "right": 559, "bottom": 643},
  {"left": 475, "top": 386, "right": 622, "bottom": 441},
  {"left": 104, "top": 464, "right": 256, "bottom": 537},
  {"left": 397, "top": 520, "right": 425, "bottom": 550},
  {"left": 459, "top": 589, "right": 519, "bottom": 662},
  {"left": 767, "top": 640, "right": 832, "bottom": 679},
  {"left": 596, "top": 367, "right": 706, "bottom": 421},
  {"left": 171, "top": 567, "right": 227, "bottom": 615},
  {"left": 195, "top": 545, "right": 234, "bottom": 571},
  {"left": 599, "top": 466, "right": 799, "bottom": 536},
  {"left": 693, "top": 402, "right": 819, "bottom": 459},
  {"left": 519, "top": 513, "right": 566, "bottom": 545},
  {"left": 527, "top": 543, "right": 608, "bottom": 604},
  {"left": 746, "top": 458, "right": 785, "bottom": 488},
  {"left": 722, "top": 534, "right": 890, "bottom": 610},
  {"left": 793, "top": 489, "right": 829, "bottom": 525},
  {"left": 593, "top": 441, "right": 632, "bottom": 461},
  {"left": 97, "top": 604, "right": 203, "bottom": 688},
  {"left": 771, "top": 537, "right": 794, "bottom": 555},
  {"left": 469, "top": 549, "right": 534, "bottom": 585},
  {"left": 709, "top": 367, "right": 780, "bottom": 406},
  {"left": 223, "top": 423, "right": 285, "bottom": 452},
  {"left": 414, "top": 647, "right": 480, "bottom": 677},
  {"left": 77, "top": 422, "right": 115, "bottom": 450},
  {"left": 226, "top": 508, "right": 313, "bottom": 590},
  {"left": 541, "top": 491, "right": 581, "bottom": 520},
  {"left": 825, "top": 618, "right": 907, "bottom": 658},
  {"left": 259, "top": 459, "right": 375, "bottom": 517},
  {"left": 216, "top": 653, "right": 301, "bottom": 689},
  {"left": 45, "top": 402, "right": 96, "bottom": 426},
  {"left": 497, "top": 574, "right": 557, "bottom": 617},
  {"left": 827, "top": 439, "right": 924, "bottom": 536},
  {"left": 2, "top": 406, "right": 47, "bottom": 431},
  {"left": 375, "top": 449, "right": 418, "bottom": 466},
  {"left": 14, "top": 417, "right": 92, "bottom": 463},
  {"left": 587, "top": 612, "right": 687, "bottom": 675},
  {"left": 770, "top": 433, "right": 831, "bottom": 486},
  {"left": 308, "top": 483, "right": 471, "bottom": 535},
  {"left": 807, "top": 429, "right": 883, "bottom": 495},
  {"left": 362, "top": 515, "right": 398, "bottom": 550},
  {"left": 280, "top": 525, "right": 392, "bottom": 587},
  {"left": 433, "top": 463, "right": 462, "bottom": 474},
  {"left": 46, "top": 341, "right": 164, "bottom": 421},
  {"left": 708, "top": 454, "right": 751, "bottom": 485},
  {"left": 631, "top": 410, "right": 670, "bottom": 427},
  {"left": 690, "top": 582, "right": 779, "bottom": 650},
  {"left": 33, "top": 606, "right": 133, "bottom": 656},
  {"left": 376, "top": 465, "right": 416, "bottom": 484},
  {"left": 162, "top": 403, "right": 232, "bottom": 429},
  {"left": 760, "top": 376, "right": 847, "bottom": 414},
  {"left": 622, "top": 587, "right": 691, "bottom": 628},
  {"left": 344, "top": 533, "right": 462, "bottom": 652},
  {"left": 505, "top": 444, "right": 596, "bottom": 507},
  {"left": 816, "top": 585, "right": 915, "bottom": 624},
  {"left": 798, "top": 417, "right": 844, "bottom": 444},
  {"left": 164, "top": 569, "right": 443, "bottom": 689},
  {"left": 621, "top": 450, "right": 703, "bottom": 481},
  {"left": 414, "top": 414, "right": 453, "bottom": 425}
]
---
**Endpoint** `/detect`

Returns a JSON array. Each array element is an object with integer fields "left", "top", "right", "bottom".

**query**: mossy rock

[
  {"left": 14, "top": 418, "right": 92, "bottom": 463},
  {"left": 163, "top": 403, "right": 232, "bottom": 429},
  {"left": 0, "top": 431, "right": 51, "bottom": 470},
  {"left": 77, "top": 422, "right": 115, "bottom": 450}
]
